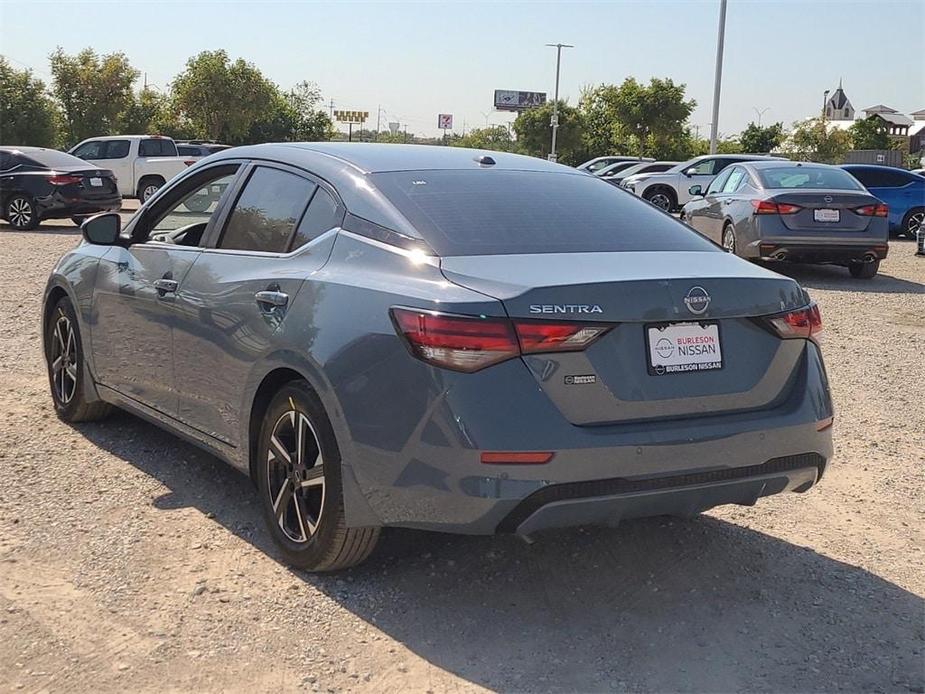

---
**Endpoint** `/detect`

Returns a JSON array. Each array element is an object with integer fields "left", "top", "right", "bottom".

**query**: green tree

[
  {"left": 848, "top": 117, "right": 890, "bottom": 150},
  {"left": 451, "top": 125, "right": 516, "bottom": 152},
  {"left": 607, "top": 77, "right": 696, "bottom": 158},
  {"left": 118, "top": 87, "right": 167, "bottom": 134},
  {"left": 578, "top": 84, "right": 632, "bottom": 158},
  {"left": 739, "top": 121, "right": 785, "bottom": 153},
  {"left": 784, "top": 118, "right": 852, "bottom": 163},
  {"left": 172, "top": 50, "right": 278, "bottom": 143},
  {"left": 513, "top": 101, "right": 584, "bottom": 164},
  {"left": 0, "top": 58, "right": 60, "bottom": 147},
  {"left": 49, "top": 48, "right": 138, "bottom": 145}
]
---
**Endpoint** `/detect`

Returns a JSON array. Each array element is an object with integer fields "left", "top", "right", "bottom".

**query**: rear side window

[
  {"left": 292, "top": 188, "right": 341, "bottom": 249},
  {"left": 219, "top": 167, "right": 315, "bottom": 253},
  {"left": 176, "top": 145, "right": 198, "bottom": 156},
  {"left": 760, "top": 167, "right": 864, "bottom": 190},
  {"left": 371, "top": 170, "right": 718, "bottom": 256},
  {"left": 847, "top": 168, "right": 914, "bottom": 188},
  {"left": 139, "top": 139, "right": 177, "bottom": 157},
  {"left": 106, "top": 140, "right": 130, "bottom": 158}
]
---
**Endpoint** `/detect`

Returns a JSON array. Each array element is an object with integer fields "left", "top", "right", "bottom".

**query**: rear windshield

[
  {"left": 758, "top": 166, "right": 864, "bottom": 190},
  {"left": 19, "top": 149, "right": 89, "bottom": 169},
  {"left": 370, "top": 170, "right": 717, "bottom": 256}
]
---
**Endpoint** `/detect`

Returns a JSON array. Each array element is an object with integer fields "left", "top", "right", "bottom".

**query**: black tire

[
  {"left": 5, "top": 194, "right": 39, "bottom": 230},
  {"left": 848, "top": 259, "right": 879, "bottom": 279},
  {"left": 255, "top": 380, "right": 379, "bottom": 571},
  {"left": 137, "top": 177, "right": 165, "bottom": 203},
  {"left": 722, "top": 223, "right": 737, "bottom": 255},
  {"left": 643, "top": 186, "right": 677, "bottom": 212},
  {"left": 44, "top": 296, "right": 112, "bottom": 422},
  {"left": 902, "top": 207, "right": 924, "bottom": 240},
  {"left": 71, "top": 216, "right": 89, "bottom": 227}
]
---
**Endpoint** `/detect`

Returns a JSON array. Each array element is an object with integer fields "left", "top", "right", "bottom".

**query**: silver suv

[{"left": 622, "top": 154, "right": 785, "bottom": 211}]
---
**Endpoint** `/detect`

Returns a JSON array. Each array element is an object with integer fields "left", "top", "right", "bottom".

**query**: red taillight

[
  {"left": 764, "top": 303, "right": 823, "bottom": 340},
  {"left": 481, "top": 451, "right": 554, "bottom": 465},
  {"left": 752, "top": 200, "right": 801, "bottom": 215},
  {"left": 48, "top": 174, "right": 82, "bottom": 185},
  {"left": 855, "top": 203, "right": 888, "bottom": 218},
  {"left": 390, "top": 308, "right": 611, "bottom": 373},
  {"left": 513, "top": 321, "right": 610, "bottom": 354}
]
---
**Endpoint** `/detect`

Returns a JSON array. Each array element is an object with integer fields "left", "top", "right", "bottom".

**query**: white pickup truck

[{"left": 68, "top": 135, "right": 195, "bottom": 201}]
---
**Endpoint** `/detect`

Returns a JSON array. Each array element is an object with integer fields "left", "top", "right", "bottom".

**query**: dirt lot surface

[{"left": 0, "top": 210, "right": 923, "bottom": 693}]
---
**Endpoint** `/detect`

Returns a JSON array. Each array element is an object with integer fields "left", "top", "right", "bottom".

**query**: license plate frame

[
  {"left": 645, "top": 321, "right": 724, "bottom": 376},
  {"left": 813, "top": 208, "right": 840, "bottom": 223}
]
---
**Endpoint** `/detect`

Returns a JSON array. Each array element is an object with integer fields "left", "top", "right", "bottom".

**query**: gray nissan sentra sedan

[
  {"left": 43, "top": 143, "right": 834, "bottom": 571},
  {"left": 681, "top": 161, "right": 890, "bottom": 278}
]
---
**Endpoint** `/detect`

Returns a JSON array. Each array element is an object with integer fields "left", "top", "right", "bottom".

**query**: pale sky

[{"left": 1, "top": 0, "right": 922, "bottom": 139}]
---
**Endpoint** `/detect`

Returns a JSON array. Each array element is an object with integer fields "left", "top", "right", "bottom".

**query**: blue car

[{"left": 841, "top": 165, "right": 925, "bottom": 239}]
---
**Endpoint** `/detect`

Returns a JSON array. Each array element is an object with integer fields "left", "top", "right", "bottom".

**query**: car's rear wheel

[
  {"left": 848, "top": 259, "right": 879, "bottom": 279},
  {"left": 256, "top": 381, "right": 379, "bottom": 571},
  {"left": 5, "top": 195, "right": 39, "bottom": 230},
  {"left": 138, "top": 177, "right": 165, "bottom": 203},
  {"left": 722, "top": 224, "right": 737, "bottom": 255},
  {"left": 902, "top": 207, "right": 924, "bottom": 240},
  {"left": 44, "top": 296, "right": 112, "bottom": 422},
  {"left": 644, "top": 187, "right": 676, "bottom": 212}
]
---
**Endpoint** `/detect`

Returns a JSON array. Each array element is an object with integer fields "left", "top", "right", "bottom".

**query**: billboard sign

[
  {"left": 438, "top": 114, "right": 453, "bottom": 130},
  {"left": 493, "top": 90, "right": 547, "bottom": 111},
  {"left": 333, "top": 110, "right": 369, "bottom": 124}
]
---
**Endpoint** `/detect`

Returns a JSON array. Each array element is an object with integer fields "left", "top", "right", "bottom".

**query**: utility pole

[
  {"left": 753, "top": 107, "right": 769, "bottom": 127},
  {"left": 328, "top": 99, "right": 335, "bottom": 119},
  {"left": 822, "top": 89, "right": 830, "bottom": 121},
  {"left": 403, "top": 124, "right": 408, "bottom": 144},
  {"left": 545, "top": 42, "right": 573, "bottom": 162},
  {"left": 375, "top": 105, "right": 383, "bottom": 141},
  {"left": 708, "top": 0, "right": 727, "bottom": 154}
]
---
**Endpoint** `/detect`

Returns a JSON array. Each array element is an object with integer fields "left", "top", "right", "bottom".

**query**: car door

[
  {"left": 686, "top": 167, "right": 733, "bottom": 238},
  {"left": 677, "top": 158, "right": 721, "bottom": 206},
  {"left": 707, "top": 166, "right": 749, "bottom": 243},
  {"left": 91, "top": 163, "right": 243, "bottom": 414},
  {"left": 170, "top": 163, "right": 344, "bottom": 445}
]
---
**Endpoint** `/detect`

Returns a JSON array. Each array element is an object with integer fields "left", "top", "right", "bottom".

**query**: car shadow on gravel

[
  {"left": 768, "top": 254, "right": 925, "bottom": 294},
  {"left": 77, "top": 410, "right": 924, "bottom": 694},
  {"left": 0, "top": 223, "right": 83, "bottom": 236}
]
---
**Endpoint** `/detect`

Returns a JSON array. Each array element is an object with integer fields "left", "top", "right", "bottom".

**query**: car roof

[
  {"left": 744, "top": 160, "right": 838, "bottom": 170},
  {"left": 1, "top": 146, "right": 54, "bottom": 153},
  {"left": 840, "top": 164, "right": 911, "bottom": 171},
  {"left": 213, "top": 142, "right": 579, "bottom": 175}
]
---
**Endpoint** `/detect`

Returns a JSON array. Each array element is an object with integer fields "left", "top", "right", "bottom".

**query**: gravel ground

[{"left": 0, "top": 211, "right": 923, "bottom": 693}]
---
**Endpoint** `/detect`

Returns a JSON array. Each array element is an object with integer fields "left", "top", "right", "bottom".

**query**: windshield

[
  {"left": 370, "top": 170, "right": 718, "bottom": 257},
  {"left": 759, "top": 166, "right": 864, "bottom": 190}
]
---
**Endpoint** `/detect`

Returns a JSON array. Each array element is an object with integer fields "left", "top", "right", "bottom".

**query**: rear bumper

[
  {"left": 37, "top": 192, "right": 122, "bottom": 220},
  {"left": 754, "top": 241, "right": 888, "bottom": 264},
  {"left": 498, "top": 453, "right": 823, "bottom": 536}
]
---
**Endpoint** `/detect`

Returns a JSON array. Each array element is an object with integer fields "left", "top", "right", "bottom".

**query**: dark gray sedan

[
  {"left": 681, "top": 161, "right": 889, "bottom": 278},
  {"left": 43, "top": 144, "right": 834, "bottom": 571}
]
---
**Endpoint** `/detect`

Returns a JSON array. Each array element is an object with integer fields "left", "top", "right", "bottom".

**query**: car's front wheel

[
  {"left": 256, "top": 381, "right": 379, "bottom": 571},
  {"left": 5, "top": 195, "right": 39, "bottom": 230},
  {"left": 902, "top": 207, "right": 924, "bottom": 240},
  {"left": 44, "top": 296, "right": 112, "bottom": 422},
  {"left": 643, "top": 187, "right": 676, "bottom": 212}
]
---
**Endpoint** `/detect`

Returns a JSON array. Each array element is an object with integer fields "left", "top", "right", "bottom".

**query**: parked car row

[{"left": 581, "top": 151, "right": 924, "bottom": 279}]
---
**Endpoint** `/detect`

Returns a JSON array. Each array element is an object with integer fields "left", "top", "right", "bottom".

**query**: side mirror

[
  {"left": 689, "top": 185, "right": 703, "bottom": 197},
  {"left": 684, "top": 168, "right": 697, "bottom": 177},
  {"left": 81, "top": 213, "right": 121, "bottom": 245}
]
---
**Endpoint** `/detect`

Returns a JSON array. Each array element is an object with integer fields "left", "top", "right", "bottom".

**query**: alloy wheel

[
  {"left": 50, "top": 314, "right": 78, "bottom": 405},
  {"left": 649, "top": 193, "right": 671, "bottom": 211},
  {"left": 8, "top": 198, "right": 33, "bottom": 228},
  {"left": 266, "top": 409, "right": 325, "bottom": 543},
  {"left": 723, "top": 227, "right": 736, "bottom": 253},
  {"left": 908, "top": 211, "right": 924, "bottom": 238},
  {"left": 142, "top": 184, "right": 160, "bottom": 202}
]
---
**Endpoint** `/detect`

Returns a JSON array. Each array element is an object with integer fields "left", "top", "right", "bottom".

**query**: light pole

[
  {"left": 753, "top": 107, "right": 769, "bottom": 127},
  {"left": 708, "top": 0, "right": 727, "bottom": 154},
  {"left": 822, "top": 89, "right": 830, "bottom": 121},
  {"left": 546, "top": 42, "right": 573, "bottom": 162}
]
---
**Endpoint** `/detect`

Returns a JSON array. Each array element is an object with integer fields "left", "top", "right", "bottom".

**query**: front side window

[
  {"left": 219, "top": 167, "right": 315, "bottom": 253},
  {"left": 144, "top": 165, "right": 240, "bottom": 245},
  {"left": 688, "top": 159, "right": 716, "bottom": 176},
  {"left": 706, "top": 168, "right": 732, "bottom": 195},
  {"left": 72, "top": 140, "right": 105, "bottom": 159},
  {"left": 0, "top": 152, "right": 13, "bottom": 170},
  {"left": 722, "top": 168, "right": 747, "bottom": 193}
]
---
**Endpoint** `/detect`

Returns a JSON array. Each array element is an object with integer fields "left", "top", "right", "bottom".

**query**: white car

[
  {"left": 621, "top": 154, "right": 785, "bottom": 211},
  {"left": 577, "top": 156, "right": 649, "bottom": 175},
  {"left": 69, "top": 135, "right": 195, "bottom": 201}
]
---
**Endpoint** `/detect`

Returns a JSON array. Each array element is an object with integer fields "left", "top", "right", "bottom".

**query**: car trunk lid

[
  {"left": 768, "top": 190, "right": 880, "bottom": 232},
  {"left": 441, "top": 250, "right": 808, "bottom": 425}
]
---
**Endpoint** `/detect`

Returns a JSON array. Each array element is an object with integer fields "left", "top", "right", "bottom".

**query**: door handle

[
  {"left": 255, "top": 290, "right": 289, "bottom": 309},
  {"left": 154, "top": 278, "right": 179, "bottom": 295}
]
